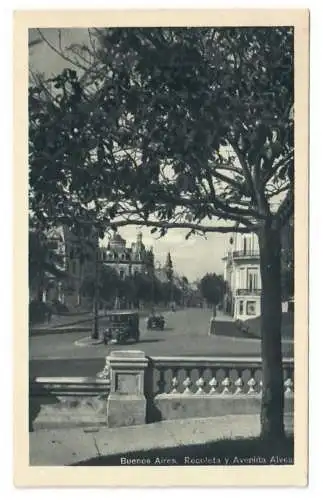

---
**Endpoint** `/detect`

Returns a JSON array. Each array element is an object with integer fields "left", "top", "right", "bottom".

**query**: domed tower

[{"left": 109, "top": 230, "right": 126, "bottom": 252}]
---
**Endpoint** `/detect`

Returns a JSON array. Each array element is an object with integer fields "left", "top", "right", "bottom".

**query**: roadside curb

[
  {"left": 30, "top": 327, "right": 92, "bottom": 335},
  {"left": 74, "top": 337, "right": 104, "bottom": 347}
]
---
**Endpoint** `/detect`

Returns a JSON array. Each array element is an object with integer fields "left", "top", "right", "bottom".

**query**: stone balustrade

[
  {"left": 147, "top": 356, "right": 294, "bottom": 397},
  {"left": 29, "top": 353, "right": 294, "bottom": 429},
  {"left": 145, "top": 355, "right": 294, "bottom": 423}
]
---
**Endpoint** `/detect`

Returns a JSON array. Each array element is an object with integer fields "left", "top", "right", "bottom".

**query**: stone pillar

[{"left": 106, "top": 351, "right": 148, "bottom": 428}]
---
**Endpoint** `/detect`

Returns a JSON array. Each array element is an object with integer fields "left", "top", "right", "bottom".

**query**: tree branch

[
  {"left": 111, "top": 218, "right": 257, "bottom": 234},
  {"left": 262, "top": 150, "right": 294, "bottom": 185},
  {"left": 36, "top": 29, "right": 89, "bottom": 72},
  {"left": 189, "top": 152, "right": 263, "bottom": 220},
  {"left": 275, "top": 189, "right": 294, "bottom": 229},
  {"left": 229, "top": 139, "right": 257, "bottom": 205}
]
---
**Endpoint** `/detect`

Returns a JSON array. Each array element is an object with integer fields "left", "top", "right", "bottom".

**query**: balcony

[
  {"left": 232, "top": 250, "right": 260, "bottom": 259},
  {"left": 236, "top": 288, "right": 262, "bottom": 296}
]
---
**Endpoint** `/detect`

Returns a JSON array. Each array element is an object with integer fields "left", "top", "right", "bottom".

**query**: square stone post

[{"left": 106, "top": 351, "right": 148, "bottom": 428}]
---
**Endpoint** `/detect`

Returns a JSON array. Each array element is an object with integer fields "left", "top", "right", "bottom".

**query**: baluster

[
  {"left": 234, "top": 377, "right": 243, "bottom": 395},
  {"left": 247, "top": 377, "right": 256, "bottom": 394},
  {"left": 195, "top": 377, "right": 206, "bottom": 394},
  {"left": 209, "top": 377, "right": 218, "bottom": 395},
  {"left": 157, "top": 367, "right": 166, "bottom": 395},
  {"left": 170, "top": 375, "right": 179, "bottom": 394},
  {"left": 221, "top": 376, "right": 231, "bottom": 395},
  {"left": 183, "top": 376, "right": 193, "bottom": 394},
  {"left": 96, "top": 357, "right": 111, "bottom": 380},
  {"left": 284, "top": 378, "right": 293, "bottom": 396}
]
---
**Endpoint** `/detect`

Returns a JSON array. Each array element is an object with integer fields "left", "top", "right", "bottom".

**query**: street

[{"left": 29, "top": 308, "right": 293, "bottom": 377}]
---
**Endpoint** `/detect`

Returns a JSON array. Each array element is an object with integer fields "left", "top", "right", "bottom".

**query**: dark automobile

[
  {"left": 103, "top": 310, "right": 140, "bottom": 345},
  {"left": 146, "top": 313, "right": 165, "bottom": 330}
]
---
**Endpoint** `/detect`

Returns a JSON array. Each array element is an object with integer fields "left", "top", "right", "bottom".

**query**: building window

[
  {"left": 246, "top": 301, "right": 257, "bottom": 316},
  {"left": 238, "top": 267, "right": 245, "bottom": 288},
  {"left": 239, "top": 300, "right": 244, "bottom": 315},
  {"left": 243, "top": 237, "right": 247, "bottom": 255},
  {"left": 247, "top": 268, "right": 258, "bottom": 291}
]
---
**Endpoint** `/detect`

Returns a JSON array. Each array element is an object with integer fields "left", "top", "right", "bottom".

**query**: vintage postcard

[{"left": 14, "top": 9, "right": 309, "bottom": 487}]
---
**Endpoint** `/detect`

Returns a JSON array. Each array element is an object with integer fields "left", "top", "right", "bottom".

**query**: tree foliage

[
  {"left": 199, "top": 273, "right": 226, "bottom": 306},
  {"left": 29, "top": 27, "right": 293, "bottom": 236},
  {"left": 29, "top": 25, "right": 294, "bottom": 301}
]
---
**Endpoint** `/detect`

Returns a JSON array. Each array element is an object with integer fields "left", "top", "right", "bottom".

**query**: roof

[{"left": 109, "top": 232, "right": 126, "bottom": 245}]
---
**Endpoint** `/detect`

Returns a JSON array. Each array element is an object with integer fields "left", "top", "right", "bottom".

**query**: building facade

[
  {"left": 32, "top": 225, "right": 97, "bottom": 309},
  {"left": 223, "top": 232, "right": 261, "bottom": 320},
  {"left": 100, "top": 231, "right": 154, "bottom": 279}
]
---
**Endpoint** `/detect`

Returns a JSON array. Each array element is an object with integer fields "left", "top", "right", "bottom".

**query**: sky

[{"left": 29, "top": 28, "right": 230, "bottom": 281}]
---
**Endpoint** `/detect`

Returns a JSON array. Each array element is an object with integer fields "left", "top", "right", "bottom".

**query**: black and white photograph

[{"left": 13, "top": 9, "right": 308, "bottom": 487}]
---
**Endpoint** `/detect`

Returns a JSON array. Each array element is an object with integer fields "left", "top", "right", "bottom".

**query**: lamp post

[
  {"left": 91, "top": 239, "right": 100, "bottom": 340},
  {"left": 165, "top": 252, "right": 174, "bottom": 309}
]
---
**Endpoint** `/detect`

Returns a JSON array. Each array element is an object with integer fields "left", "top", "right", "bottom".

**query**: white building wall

[
  {"left": 224, "top": 232, "right": 262, "bottom": 320},
  {"left": 233, "top": 233, "right": 259, "bottom": 253}
]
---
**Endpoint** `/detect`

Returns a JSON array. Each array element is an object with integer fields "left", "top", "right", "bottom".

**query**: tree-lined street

[{"left": 29, "top": 308, "right": 293, "bottom": 378}]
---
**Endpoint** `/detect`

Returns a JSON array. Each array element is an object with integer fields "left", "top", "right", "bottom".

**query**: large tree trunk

[{"left": 258, "top": 222, "right": 285, "bottom": 439}]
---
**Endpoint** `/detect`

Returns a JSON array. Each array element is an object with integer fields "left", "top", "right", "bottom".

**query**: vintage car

[
  {"left": 103, "top": 310, "right": 140, "bottom": 345},
  {"left": 146, "top": 313, "right": 165, "bottom": 330}
]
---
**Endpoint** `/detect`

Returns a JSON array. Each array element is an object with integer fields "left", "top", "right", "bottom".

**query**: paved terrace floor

[{"left": 29, "top": 413, "right": 294, "bottom": 467}]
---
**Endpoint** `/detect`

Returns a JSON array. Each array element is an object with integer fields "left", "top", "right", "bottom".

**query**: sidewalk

[
  {"left": 30, "top": 308, "right": 169, "bottom": 335},
  {"left": 30, "top": 312, "right": 95, "bottom": 334},
  {"left": 29, "top": 414, "right": 293, "bottom": 466}
]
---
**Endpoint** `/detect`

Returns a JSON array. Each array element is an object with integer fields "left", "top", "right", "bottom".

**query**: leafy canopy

[{"left": 29, "top": 27, "right": 293, "bottom": 238}]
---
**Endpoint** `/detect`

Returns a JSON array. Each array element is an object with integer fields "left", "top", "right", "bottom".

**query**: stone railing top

[
  {"left": 110, "top": 350, "right": 146, "bottom": 359},
  {"left": 32, "top": 376, "right": 110, "bottom": 385},
  {"left": 148, "top": 355, "right": 294, "bottom": 367},
  {"left": 30, "top": 376, "right": 111, "bottom": 396}
]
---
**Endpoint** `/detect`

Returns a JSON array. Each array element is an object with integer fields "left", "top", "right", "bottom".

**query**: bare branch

[{"left": 36, "top": 29, "right": 89, "bottom": 72}]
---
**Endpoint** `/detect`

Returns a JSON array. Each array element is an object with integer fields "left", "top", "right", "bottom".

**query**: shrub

[
  {"left": 51, "top": 299, "right": 69, "bottom": 314},
  {"left": 29, "top": 300, "right": 52, "bottom": 324}
]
